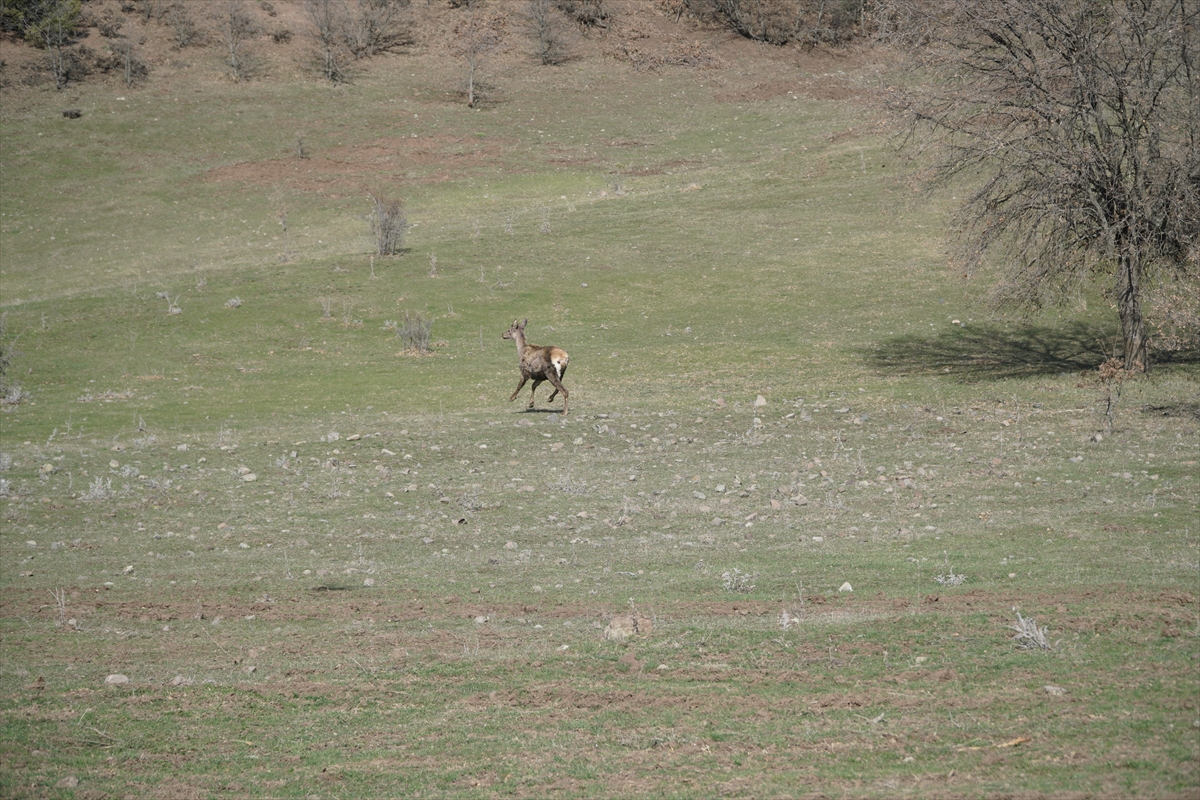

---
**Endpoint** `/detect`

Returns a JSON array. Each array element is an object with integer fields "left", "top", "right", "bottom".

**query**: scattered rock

[
  {"left": 1043, "top": 685, "right": 1065, "bottom": 696},
  {"left": 362, "top": 578, "right": 375, "bottom": 587},
  {"left": 504, "top": 541, "right": 518, "bottom": 550},
  {"left": 839, "top": 582, "right": 853, "bottom": 593},
  {"left": 171, "top": 675, "right": 193, "bottom": 686},
  {"left": 104, "top": 674, "right": 130, "bottom": 685},
  {"left": 474, "top": 615, "right": 488, "bottom": 624},
  {"left": 242, "top": 473, "right": 257, "bottom": 482},
  {"left": 754, "top": 395, "right": 767, "bottom": 407},
  {"left": 55, "top": 776, "right": 79, "bottom": 789}
]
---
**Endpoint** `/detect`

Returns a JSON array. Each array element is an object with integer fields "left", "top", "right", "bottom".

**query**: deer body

[{"left": 503, "top": 319, "right": 569, "bottom": 415}]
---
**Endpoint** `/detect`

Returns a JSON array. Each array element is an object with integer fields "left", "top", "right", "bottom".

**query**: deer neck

[{"left": 511, "top": 329, "right": 527, "bottom": 356}]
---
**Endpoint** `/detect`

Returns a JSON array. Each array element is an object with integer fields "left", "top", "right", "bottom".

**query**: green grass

[{"left": 2, "top": 35, "right": 1198, "bottom": 799}]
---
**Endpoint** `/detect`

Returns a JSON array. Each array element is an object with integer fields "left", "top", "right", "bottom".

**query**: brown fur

[{"left": 502, "top": 319, "right": 569, "bottom": 416}]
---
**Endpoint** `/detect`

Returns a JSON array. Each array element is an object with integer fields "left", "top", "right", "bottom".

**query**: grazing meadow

[{"left": 1, "top": 6, "right": 1197, "bottom": 797}]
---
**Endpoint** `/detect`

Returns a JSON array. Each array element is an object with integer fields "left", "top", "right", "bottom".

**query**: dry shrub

[{"left": 367, "top": 193, "right": 408, "bottom": 255}]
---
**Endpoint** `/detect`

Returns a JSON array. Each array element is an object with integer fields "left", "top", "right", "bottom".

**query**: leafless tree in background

[
  {"left": 344, "top": 0, "right": 413, "bottom": 60},
  {"left": 216, "top": 0, "right": 259, "bottom": 82},
  {"left": 303, "top": 0, "right": 352, "bottom": 82},
  {"left": 450, "top": 9, "right": 508, "bottom": 108},
  {"left": 902, "top": 0, "right": 1199, "bottom": 371},
  {"left": 523, "top": 0, "right": 574, "bottom": 65}
]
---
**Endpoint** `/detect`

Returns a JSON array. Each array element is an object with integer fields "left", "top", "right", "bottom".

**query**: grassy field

[{"left": 1, "top": 9, "right": 1197, "bottom": 798}]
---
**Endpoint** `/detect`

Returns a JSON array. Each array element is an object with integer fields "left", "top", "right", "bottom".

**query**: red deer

[{"left": 502, "top": 319, "right": 569, "bottom": 416}]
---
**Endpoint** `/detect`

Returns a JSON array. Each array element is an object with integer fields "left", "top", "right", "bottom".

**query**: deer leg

[
  {"left": 527, "top": 379, "right": 543, "bottom": 409},
  {"left": 547, "top": 365, "right": 567, "bottom": 403},
  {"left": 546, "top": 375, "right": 568, "bottom": 416},
  {"left": 509, "top": 375, "right": 529, "bottom": 402}
]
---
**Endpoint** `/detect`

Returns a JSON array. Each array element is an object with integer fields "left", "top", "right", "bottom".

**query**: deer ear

[{"left": 522, "top": 318, "right": 528, "bottom": 327}]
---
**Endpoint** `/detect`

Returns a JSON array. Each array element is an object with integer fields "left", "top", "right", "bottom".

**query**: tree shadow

[{"left": 862, "top": 320, "right": 1119, "bottom": 381}]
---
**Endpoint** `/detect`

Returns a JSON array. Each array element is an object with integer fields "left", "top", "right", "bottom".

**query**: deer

[{"left": 502, "top": 318, "right": 569, "bottom": 416}]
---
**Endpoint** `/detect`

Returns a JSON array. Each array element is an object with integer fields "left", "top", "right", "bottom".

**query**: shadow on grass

[
  {"left": 863, "top": 320, "right": 1118, "bottom": 381},
  {"left": 864, "top": 320, "right": 1200, "bottom": 382}
]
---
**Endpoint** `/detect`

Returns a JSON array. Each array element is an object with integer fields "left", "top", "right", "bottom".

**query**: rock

[
  {"left": 504, "top": 541, "right": 518, "bottom": 550},
  {"left": 839, "top": 582, "right": 853, "bottom": 593},
  {"left": 754, "top": 395, "right": 767, "bottom": 407},
  {"left": 1043, "top": 685, "right": 1065, "bottom": 696},
  {"left": 474, "top": 615, "right": 488, "bottom": 624},
  {"left": 362, "top": 578, "right": 375, "bottom": 587},
  {"left": 170, "top": 675, "right": 193, "bottom": 686},
  {"left": 55, "top": 777, "right": 79, "bottom": 789},
  {"left": 811, "top": 536, "right": 824, "bottom": 543},
  {"left": 104, "top": 674, "right": 130, "bottom": 685},
  {"left": 242, "top": 473, "right": 257, "bottom": 482}
]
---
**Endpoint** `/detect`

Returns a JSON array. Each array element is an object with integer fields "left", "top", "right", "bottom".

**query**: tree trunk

[{"left": 1116, "top": 252, "right": 1149, "bottom": 372}]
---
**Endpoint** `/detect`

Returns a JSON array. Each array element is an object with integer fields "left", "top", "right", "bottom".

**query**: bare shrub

[
  {"left": 1009, "top": 612, "right": 1055, "bottom": 651},
  {"left": 344, "top": 0, "right": 414, "bottom": 59},
  {"left": 721, "top": 568, "right": 755, "bottom": 593},
  {"left": 557, "top": 0, "right": 609, "bottom": 30},
  {"left": 367, "top": 193, "right": 408, "bottom": 255},
  {"left": 94, "top": 8, "right": 125, "bottom": 38},
  {"left": 81, "top": 476, "right": 114, "bottom": 501},
  {"left": 523, "top": 0, "right": 574, "bottom": 65},
  {"left": 397, "top": 310, "right": 432, "bottom": 353}
]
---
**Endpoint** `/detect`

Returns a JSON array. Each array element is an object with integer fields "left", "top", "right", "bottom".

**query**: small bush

[
  {"left": 721, "top": 568, "right": 755, "bottom": 593},
  {"left": 557, "top": 0, "right": 609, "bottom": 30},
  {"left": 1009, "top": 612, "right": 1054, "bottom": 651},
  {"left": 396, "top": 310, "right": 432, "bottom": 353},
  {"left": 367, "top": 194, "right": 408, "bottom": 255}
]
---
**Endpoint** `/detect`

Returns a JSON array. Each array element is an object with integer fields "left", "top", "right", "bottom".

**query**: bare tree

[
  {"left": 216, "top": 0, "right": 259, "bottom": 82},
  {"left": 108, "top": 36, "right": 148, "bottom": 88},
  {"left": 902, "top": 0, "right": 1200, "bottom": 371},
  {"left": 344, "top": 0, "right": 413, "bottom": 59},
  {"left": 523, "top": 0, "right": 573, "bottom": 65},
  {"left": 303, "top": 0, "right": 352, "bottom": 82},
  {"left": 450, "top": 9, "right": 507, "bottom": 108},
  {"left": 165, "top": 2, "right": 202, "bottom": 49}
]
